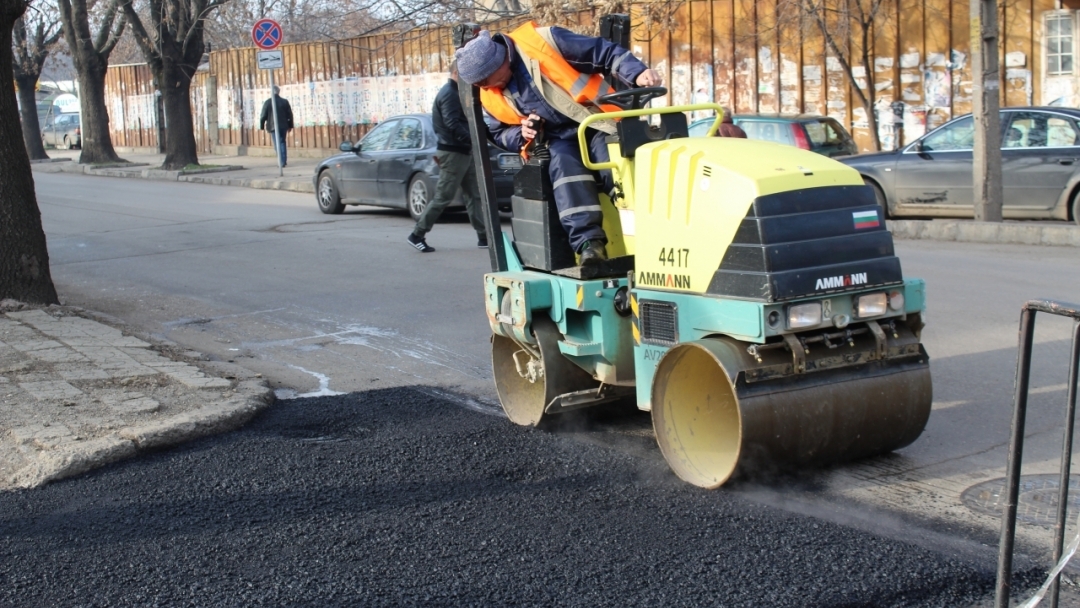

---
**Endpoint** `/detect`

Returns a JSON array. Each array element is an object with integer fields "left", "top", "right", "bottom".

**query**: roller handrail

[{"left": 577, "top": 103, "right": 726, "bottom": 171}]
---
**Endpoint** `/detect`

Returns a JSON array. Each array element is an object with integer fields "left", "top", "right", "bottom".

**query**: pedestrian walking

[
  {"left": 259, "top": 86, "right": 294, "bottom": 167},
  {"left": 406, "top": 64, "right": 488, "bottom": 253}
]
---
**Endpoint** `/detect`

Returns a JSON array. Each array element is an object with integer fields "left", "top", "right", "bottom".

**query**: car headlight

[
  {"left": 856, "top": 292, "right": 888, "bottom": 317},
  {"left": 497, "top": 154, "right": 523, "bottom": 170},
  {"left": 787, "top": 302, "right": 822, "bottom": 329}
]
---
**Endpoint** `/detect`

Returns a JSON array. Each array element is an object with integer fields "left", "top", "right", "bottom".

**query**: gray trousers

[{"left": 413, "top": 150, "right": 487, "bottom": 238}]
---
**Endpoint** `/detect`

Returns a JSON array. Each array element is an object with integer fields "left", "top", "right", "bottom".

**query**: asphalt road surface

[
  {"left": 0, "top": 387, "right": 1041, "bottom": 607},
  {"left": 23, "top": 171, "right": 1080, "bottom": 601}
]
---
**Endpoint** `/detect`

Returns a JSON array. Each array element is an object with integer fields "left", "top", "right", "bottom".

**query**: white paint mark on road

[{"left": 275, "top": 364, "right": 345, "bottom": 400}]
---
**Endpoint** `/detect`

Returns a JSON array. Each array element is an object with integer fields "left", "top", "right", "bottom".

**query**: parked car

[
  {"left": 42, "top": 112, "right": 81, "bottom": 150},
  {"left": 314, "top": 113, "right": 522, "bottom": 217},
  {"left": 840, "top": 106, "right": 1080, "bottom": 225},
  {"left": 689, "top": 114, "right": 858, "bottom": 157}
]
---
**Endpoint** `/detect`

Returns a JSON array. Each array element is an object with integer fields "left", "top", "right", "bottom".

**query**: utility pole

[{"left": 971, "top": 0, "right": 1003, "bottom": 222}]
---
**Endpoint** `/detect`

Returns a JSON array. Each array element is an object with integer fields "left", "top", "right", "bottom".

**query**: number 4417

[{"left": 659, "top": 248, "right": 690, "bottom": 267}]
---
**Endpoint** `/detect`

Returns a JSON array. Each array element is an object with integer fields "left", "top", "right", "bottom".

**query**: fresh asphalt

[
  {"left": 0, "top": 387, "right": 1042, "bottom": 607},
  {"left": 18, "top": 169, "right": 1080, "bottom": 605}
]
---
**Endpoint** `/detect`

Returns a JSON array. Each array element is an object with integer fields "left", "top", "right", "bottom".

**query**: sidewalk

[
  {"left": 0, "top": 301, "right": 273, "bottom": 491},
  {"left": 31, "top": 149, "right": 1080, "bottom": 247},
  {"left": 33, "top": 149, "right": 319, "bottom": 194}
]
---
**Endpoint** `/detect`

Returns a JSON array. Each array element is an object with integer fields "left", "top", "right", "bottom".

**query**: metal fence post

[{"left": 996, "top": 300, "right": 1080, "bottom": 608}]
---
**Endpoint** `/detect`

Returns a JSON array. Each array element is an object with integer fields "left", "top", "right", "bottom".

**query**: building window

[{"left": 1047, "top": 13, "right": 1075, "bottom": 75}]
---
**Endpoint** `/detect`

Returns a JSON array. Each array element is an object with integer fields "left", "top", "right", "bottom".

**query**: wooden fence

[{"left": 103, "top": 0, "right": 1063, "bottom": 155}]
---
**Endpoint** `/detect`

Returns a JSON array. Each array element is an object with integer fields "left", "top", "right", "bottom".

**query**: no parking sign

[{"left": 251, "top": 19, "right": 283, "bottom": 50}]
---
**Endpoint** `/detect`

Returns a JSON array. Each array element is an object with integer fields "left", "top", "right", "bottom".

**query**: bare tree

[
  {"left": 777, "top": 0, "right": 887, "bottom": 151},
  {"left": 1, "top": 0, "right": 60, "bottom": 304},
  {"left": 12, "top": 3, "right": 62, "bottom": 160},
  {"left": 120, "top": 0, "right": 225, "bottom": 169},
  {"left": 207, "top": 0, "right": 381, "bottom": 49},
  {"left": 58, "top": 0, "right": 127, "bottom": 163}
]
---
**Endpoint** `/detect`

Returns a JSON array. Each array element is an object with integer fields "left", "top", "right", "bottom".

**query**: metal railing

[{"left": 997, "top": 299, "right": 1080, "bottom": 608}]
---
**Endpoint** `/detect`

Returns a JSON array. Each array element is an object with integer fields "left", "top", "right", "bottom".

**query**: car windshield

[
  {"left": 919, "top": 116, "right": 975, "bottom": 151},
  {"left": 803, "top": 119, "right": 849, "bottom": 147}
]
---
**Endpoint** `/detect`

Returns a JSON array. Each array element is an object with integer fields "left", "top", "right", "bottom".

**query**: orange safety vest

[{"left": 479, "top": 21, "right": 624, "bottom": 126}]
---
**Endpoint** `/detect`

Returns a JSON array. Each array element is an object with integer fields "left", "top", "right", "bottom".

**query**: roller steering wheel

[{"left": 597, "top": 86, "right": 667, "bottom": 111}]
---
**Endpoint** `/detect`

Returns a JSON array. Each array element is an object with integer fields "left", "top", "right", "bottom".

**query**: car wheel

[
  {"left": 407, "top": 175, "right": 430, "bottom": 221},
  {"left": 1072, "top": 189, "right": 1080, "bottom": 227},
  {"left": 61, "top": 136, "right": 69, "bottom": 150},
  {"left": 863, "top": 178, "right": 889, "bottom": 219},
  {"left": 317, "top": 171, "right": 345, "bottom": 214}
]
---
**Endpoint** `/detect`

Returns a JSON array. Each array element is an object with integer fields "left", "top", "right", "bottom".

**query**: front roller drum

[
  {"left": 651, "top": 337, "right": 932, "bottom": 488},
  {"left": 491, "top": 316, "right": 597, "bottom": 426}
]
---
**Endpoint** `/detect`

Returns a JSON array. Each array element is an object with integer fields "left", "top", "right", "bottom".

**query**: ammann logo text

[
  {"left": 815, "top": 272, "right": 868, "bottom": 290},
  {"left": 638, "top": 272, "right": 691, "bottom": 289}
]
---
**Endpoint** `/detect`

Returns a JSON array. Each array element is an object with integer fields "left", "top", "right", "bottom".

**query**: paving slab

[{"left": 0, "top": 300, "right": 274, "bottom": 490}]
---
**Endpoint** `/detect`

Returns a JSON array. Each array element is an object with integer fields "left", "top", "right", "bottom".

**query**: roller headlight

[
  {"left": 856, "top": 292, "right": 888, "bottom": 317},
  {"left": 787, "top": 303, "right": 822, "bottom": 329},
  {"left": 888, "top": 290, "right": 905, "bottom": 311}
]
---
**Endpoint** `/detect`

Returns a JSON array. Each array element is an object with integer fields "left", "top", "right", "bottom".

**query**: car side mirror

[
  {"left": 339, "top": 141, "right": 357, "bottom": 153},
  {"left": 911, "top": 140, "right": 925, "bottom": 152}
]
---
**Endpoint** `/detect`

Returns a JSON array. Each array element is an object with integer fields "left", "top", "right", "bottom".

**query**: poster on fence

[{"left": 236, "top": 72, "right": 451, "bottom": 132}]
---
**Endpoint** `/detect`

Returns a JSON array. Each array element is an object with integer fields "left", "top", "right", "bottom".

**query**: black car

[
  {"left": 42, "top": 112, "right": 81, "bottom": 150},
  {"left": 840, "top": 106, "right": 1080, "bottom": 224},
  {"left": 313, "top": 113, "right": 521, "bottom": 217}
]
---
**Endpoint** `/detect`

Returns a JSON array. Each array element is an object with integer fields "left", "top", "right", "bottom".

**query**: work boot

[
  {"left": 578, "top": 240, "right": 607, "bottom": 266},
  {"left": 407, "top": 233, "right": 436, "bottom": 253}
]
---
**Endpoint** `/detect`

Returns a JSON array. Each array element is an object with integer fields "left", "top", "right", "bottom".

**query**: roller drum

[{"left": 651, "top": 332, "right": 932, "bottom": 489}]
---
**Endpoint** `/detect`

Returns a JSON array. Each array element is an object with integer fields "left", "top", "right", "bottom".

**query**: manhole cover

[{"left": 962, "top": 474, "right": 1080, "bottom": 527}]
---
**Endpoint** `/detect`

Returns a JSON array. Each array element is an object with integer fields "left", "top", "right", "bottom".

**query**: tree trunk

[
  {"left": 16, "top": 75, "right": 49, "bottom": 160},
  {"left": 0, "top": 2, "right": 60, "bottom": 305},
  {"left": 76, "top": 59, "right": 121, "bottom": 164},
  {"left": 159, "top": 63, "right": 198, "bottom": 169}
]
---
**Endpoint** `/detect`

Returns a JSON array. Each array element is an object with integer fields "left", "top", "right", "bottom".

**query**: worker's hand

[
  {"left": 521, "top": 114, "right": 542, "bottom": 140},
  {"left": 635, "top": 69, "right": 663, "bottom": 87}
]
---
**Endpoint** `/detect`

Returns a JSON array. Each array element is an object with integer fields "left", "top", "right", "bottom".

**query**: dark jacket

[
  {"left": 717, "top": 122, "right": 747, "bottom": 138},
  {"left": 483, "top": 27, "right": 649, "bottom": 152},
  {"left": 259, "top": 95, "right": 294, "bottom": 132},
  {"left": 432, "top": 79, "right": 470, "bottom": 154}
]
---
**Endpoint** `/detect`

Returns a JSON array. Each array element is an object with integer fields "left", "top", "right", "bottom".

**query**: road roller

[{"left": 461, "top": 56, "right": 931, "bottom": 490}]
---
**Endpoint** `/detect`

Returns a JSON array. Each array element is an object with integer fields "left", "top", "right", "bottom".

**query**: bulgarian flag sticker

[{"left": 853, "top": 209, "right": 880, "bottom": 229}]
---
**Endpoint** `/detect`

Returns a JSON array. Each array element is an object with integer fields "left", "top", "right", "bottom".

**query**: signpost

[{"left": 252, "top": 19, "right": 284, "bottom": 176}]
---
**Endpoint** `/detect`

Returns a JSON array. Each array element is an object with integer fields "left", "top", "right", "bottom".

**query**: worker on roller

[{"left": 454, "top": 24, "right": 663, "bottom": 265}]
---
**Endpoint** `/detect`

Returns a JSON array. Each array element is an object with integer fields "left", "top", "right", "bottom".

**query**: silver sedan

[{"left": 840, "top": 106, "right": 1080, "bottom": 225}]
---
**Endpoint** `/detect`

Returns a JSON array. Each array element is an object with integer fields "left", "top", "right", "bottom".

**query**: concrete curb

[
  {"left": 888, "top": 219, "right": 1080, "bottom": 247},
  {"left": 178, "top": 174, "right": 315, "bottom": 193},
  {"left": 7, "top": 380, "right": 274, "bottom": 489},
  {"left": 46, "top": 162, "right": 244, "bottom": 182}
]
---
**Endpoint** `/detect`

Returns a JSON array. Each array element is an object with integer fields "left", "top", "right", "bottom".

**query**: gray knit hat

[{"left": 455, "top": 31, "right": 507, "bottom": 85}]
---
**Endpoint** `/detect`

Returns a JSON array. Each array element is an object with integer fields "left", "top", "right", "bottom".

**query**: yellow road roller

[{"left": 462, "top": 62, "right": 931, "bottom": 489}]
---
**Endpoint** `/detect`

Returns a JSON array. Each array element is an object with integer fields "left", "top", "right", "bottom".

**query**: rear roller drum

[{"left": 491, "top": 316, "right": 597, "bottom": 426}]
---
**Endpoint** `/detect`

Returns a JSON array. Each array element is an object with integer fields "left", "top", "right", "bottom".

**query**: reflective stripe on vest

[{"left": 479, "top": 21, "right": 622, "bottom": 125}]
